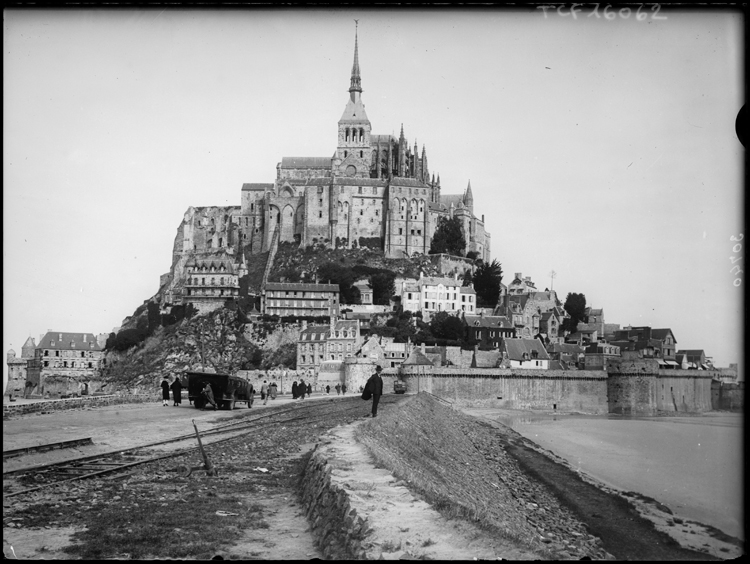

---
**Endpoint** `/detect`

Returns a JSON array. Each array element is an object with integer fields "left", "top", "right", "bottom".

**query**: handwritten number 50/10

[{"left": 730, "top": 234, "right": 743, "bottom": 286}]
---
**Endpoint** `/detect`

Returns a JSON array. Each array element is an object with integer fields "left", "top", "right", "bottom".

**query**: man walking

[
  {"left": 261, "top": 380, "right": 269, "bottom": 405},
  {"left": 366, "top": 365, "right": 384, "bottom": 418}
]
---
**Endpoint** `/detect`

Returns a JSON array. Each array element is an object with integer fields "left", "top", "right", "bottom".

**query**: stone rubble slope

[{"left": 353, "top": 393, "right": 614, "bottom": 560}]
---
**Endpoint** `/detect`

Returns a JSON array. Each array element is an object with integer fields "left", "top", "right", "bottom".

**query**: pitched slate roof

[
  {"left": 265, "top": 282, "right": 339, "bottom": 292},
  {"left": 280, "top": 157, "right": 332, "bottom": 168},
  {"left": 333, "top": 177, "right": 387, "bottom": 187},
  {"left": 242, "top": 183, "right": 274, "bottom": 191},
  {"left": 472, "top": 350, "right": 502, "bottom": 368},
  {"left": 459, "top": 286, "right": 476, "bottom": 295},
  {"left": 370, "top": 134, "right": 396, "bottom": 144},
  {"left": 402, "top": 349, "right": 435, "bottom": 366},
  {"left": 419, "top": 276, "right": 462, "bottom": 288},
  {"left": 463, "top": 315, "right": 512, "bottom": 328},
  {"left": 504, "top": 338, "right": 550, "bottom": 361},
  {"left": 651, "top": 328, "right": 677, "bottom": 342},
  {"left": 389, "top": 177, "right": 429, "bottom": 188},
  {"left": 37, "top": 332, "right": 102, "bottom": 351},
  {"left": 440, "top": 194, "right": 465, "bottom": 208}
]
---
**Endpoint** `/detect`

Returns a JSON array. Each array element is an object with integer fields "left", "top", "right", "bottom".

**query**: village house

[
  {"left": 297, "top": 317, "right": 361, "bottom": 374},
  {"left": 546, "top": 342, "right": 585, "bottom": 369},
  {"left": 398, "top": 273, "right": 475, "bottom": 317},
  {"left": 676, "top": 349, "right": 713, "bottom": 370},
  {"left": 25, "top": 332, "right": 105, "bottom": 397},
  {"left": 353, "top": 279, "right": 373, "bottom": 305},
  {"left": 503, "top": 338, "right": 550, "bottom": 369},
  {"left": 355, "top": 335, "right": 411, "bottom": 369},
  {"left": 507, "top": 272, "right": 538, "bottom": 295},
  {"left": 182, "top": 253, "right": 245, "bottom": 308},
  {"left": 262, "top": 282, "right": 340, "bottom": 318},
  {"left": 583, "top": 342, "right": 621, "bottom": 370},
  {"left": 651, "top": 328, "right": 678, "bottom": 360},
  {"left": 462, "top": 313, "right": 515, "bottom": 349}
]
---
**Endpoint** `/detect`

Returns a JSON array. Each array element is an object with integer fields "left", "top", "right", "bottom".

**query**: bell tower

[{"left": 333, "top": 22, "right": 372, "bottom": 178}]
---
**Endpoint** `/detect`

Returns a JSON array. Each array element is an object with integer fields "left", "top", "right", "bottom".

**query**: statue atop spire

[{"left": 349, "top": 21, "right": 362, "bottom": 99}]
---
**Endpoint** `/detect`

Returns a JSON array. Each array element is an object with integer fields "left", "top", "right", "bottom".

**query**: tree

[
  {"left": 429, "top": 216, "right": 466, "bottom": 256},
  {"left": 472, "top": 259, "right": 503, "bottom": 307},
  {"left": 429, "top": 311, "right": 465, "bottom": 342},
  {"left": 317, "top": 262, "right": 360, "bottom": 304},
  {"left": 369, "top": 272, "right": 396, "bottom": 306},
  {"left": 562, "top": 292, "right": 587, "bottom": 334}
]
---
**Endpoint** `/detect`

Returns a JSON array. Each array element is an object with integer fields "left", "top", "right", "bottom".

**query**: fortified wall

[
  {"left": 398, "top": 366, "right": 609, "bottom": 414},
  {"left": 606, "top": 358, "right": 714, "bottom": 415}
]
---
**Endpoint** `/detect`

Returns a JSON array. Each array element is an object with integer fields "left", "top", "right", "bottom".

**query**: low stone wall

[
  {"left": 2, "top": 393, "right": 156, "bottom": 418},
  {"left": 301, "top": 431, "right": 372, "bottom": 559}
]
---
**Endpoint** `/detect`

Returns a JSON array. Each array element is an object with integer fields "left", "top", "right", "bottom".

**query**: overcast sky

[{"left": 3, "top": 7, "right": 743, "bottom": 390}]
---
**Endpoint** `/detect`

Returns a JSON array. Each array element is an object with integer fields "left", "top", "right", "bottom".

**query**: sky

[{"left": 3, "top": 7, "right": 744, "bottom": 389}]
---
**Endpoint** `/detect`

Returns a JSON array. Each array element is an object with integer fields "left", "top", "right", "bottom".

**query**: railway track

[
  {"left": 3, "top": 437, "right": 94, "bottom": 459},
  {"left": 3, "top": 395, "right": 404, "bottom": 498}
]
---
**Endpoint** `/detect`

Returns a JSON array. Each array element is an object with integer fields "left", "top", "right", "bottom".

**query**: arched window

[
  {"left": 360, "top": 150, "right": 363, "bottom": 158},
  {"left": 359, "top": 128, "right": 364, "bottom": 142},
  {"left": 344, "top": 150, "right": 348, "bottom": 157},
  {"left": 345, "top": 128, "right": 350, "bottom": 142}
]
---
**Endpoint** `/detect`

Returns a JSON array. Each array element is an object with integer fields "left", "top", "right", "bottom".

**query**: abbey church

[{"left": 235, "top": 28, "right": 491, "bottom": 261}]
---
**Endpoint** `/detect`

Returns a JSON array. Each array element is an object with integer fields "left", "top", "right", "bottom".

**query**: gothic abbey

[{"left": 235, "top": 29, "right": 491, "bottom": 261}]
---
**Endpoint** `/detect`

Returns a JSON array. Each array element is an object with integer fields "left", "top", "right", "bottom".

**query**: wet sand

[{"left": 464, "top": 408, "right": 743, "bottom": 541}]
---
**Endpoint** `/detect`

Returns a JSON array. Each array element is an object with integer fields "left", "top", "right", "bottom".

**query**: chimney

[
  {"left": 482, "top": 214, "right": 485, "bottom": 222},
  {"left": 421, "top": 342, "right": 426, "bottom": 354},
  {"left": 83, "top": 334, "right": 87, "bottom": 343},
  {"left": 302, "top": 320, "right": 308, "bottom": 331},
  {"left": 419, "top": 270, "right": 423, "bottom": 280},
  {"left": 59, "top": 333, "right": 62, "bottom": 341},
  {"left": 515, "top": 273, "right": 522, "bottom": 280}
]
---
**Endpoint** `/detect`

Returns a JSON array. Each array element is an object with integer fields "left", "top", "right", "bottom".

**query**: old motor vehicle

[{"left": 187, "top": 371, "right": 254, "bottom": 410}]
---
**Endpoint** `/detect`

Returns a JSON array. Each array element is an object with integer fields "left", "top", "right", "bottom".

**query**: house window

[{"left": 319, "top": 211, "right": 323, "bottom": 218}]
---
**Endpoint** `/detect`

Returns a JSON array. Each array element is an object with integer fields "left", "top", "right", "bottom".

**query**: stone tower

[{"left": 333, "top": 24, "right": 372, "bottom": 179}]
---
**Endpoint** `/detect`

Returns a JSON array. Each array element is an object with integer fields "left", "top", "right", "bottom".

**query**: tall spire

[{"left": 349, "top": 21, "right": 362, "bottom": 99}]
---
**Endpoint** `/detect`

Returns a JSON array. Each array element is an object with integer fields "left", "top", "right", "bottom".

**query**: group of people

[
  {"left": 161, "top": 376, "right": 184, "bottom": 407},
  {"left": 159, "top": 372, "right": 384, "bottom": 415},
  {"left": 259, "top": 380, "right": 278, "bottom": 405},
  {"left": 291, "top": 379, "right": 311, "bottom": 400}
]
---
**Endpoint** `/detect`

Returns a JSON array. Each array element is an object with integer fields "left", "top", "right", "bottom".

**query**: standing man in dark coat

[
  {"left": 170, "top": 376, "right": 183, "bottom": 406},
  {"left": 160, "top": 376, "right": 170, "bottom": 407},
  {"left": 292, "top": 381, "right": 298, "bottom": 400},
  {"left": 298, "top": 378, "right": 306, "bottom": 400},
  {"left": 366, "top": 366, "right": 384, "bottom": 417}
]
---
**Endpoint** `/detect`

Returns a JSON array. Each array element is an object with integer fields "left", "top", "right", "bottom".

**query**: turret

[{"left": 421, "top": 145, "right": 429, "bottom": 183}]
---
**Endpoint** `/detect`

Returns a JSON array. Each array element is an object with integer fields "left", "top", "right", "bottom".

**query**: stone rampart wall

[
  {"left": 607, "top": 369, "right": 715, "bottom": 415},
  {"left": 2, "top": 393, "right": 155, "bottom": 418},
  {"left": 398, "top": 368, "right": 608, "bottom": 413}
]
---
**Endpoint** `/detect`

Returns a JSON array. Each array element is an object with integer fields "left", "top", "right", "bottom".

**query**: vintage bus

[{"left": 186, "top": 371, "right": 254, "bottom": 410}]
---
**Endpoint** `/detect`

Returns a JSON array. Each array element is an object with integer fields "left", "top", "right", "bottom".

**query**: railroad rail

[
  {"left": 3, "top": 395, "right": 404, "bottom": 498},
  {"left": 3, "top": 437, "right": 94, "bottom": 459}
]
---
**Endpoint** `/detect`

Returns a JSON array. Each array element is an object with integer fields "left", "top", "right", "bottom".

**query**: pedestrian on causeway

[
  {"left": 335, "top": 383, "right": 341, "bottom": 395},
  {"left": 366, "top": 365, "right": 384, "bottom": 417},
  {"left": 326, "top": 385, "right": 330, "bottom": 395},
  {"left": 292, "top": 381, "right": 299, "bottom": 400},
  {"left": 161, "top": 376, "right": 170, "bottom": 407},
  {"left": 261, "top": 380, "right": 269, "bottom": 405},
  {"left": 306, "top": 382, "right": 312, "bottom": 398},
  {"left": 270, "top": 381, "right": 278, "bottom": 399},
  {"left": 342, "top": 383, "right": 347, "bottom": 395},
  {"left": 170, "top": 376, "right": 183, "bottom": 406},
  {"left": 298, "top": 378, "right": 306, "bottom": 400}
]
